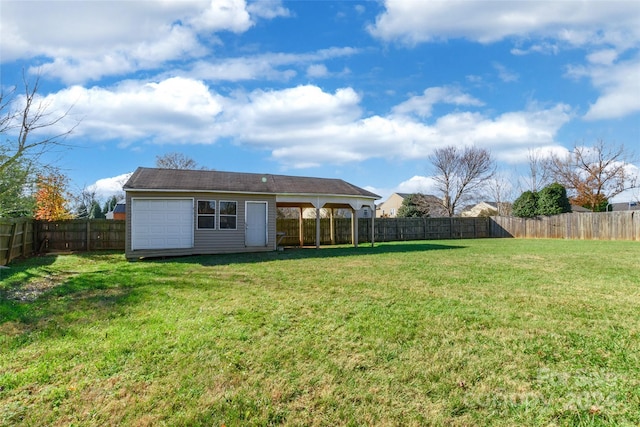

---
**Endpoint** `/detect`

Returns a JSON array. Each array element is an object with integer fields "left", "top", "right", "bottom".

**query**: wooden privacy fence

[
  {"left": 0, "top": 219, "right": 35, "bottom": 266},
  {"left": 491, "top": 211, "right": 639, "bottom": 240},
  {"left": 1, "top": 213, "right": 637, "bottom": 265},
  {"left": 37, "top": 220, "right": 126, "bottom": 252},
  {"left": 276, "top": 217, "right": 491, "bottom": 246},
  {"left": 0, "top": 219, "right": 126, "bottom": 265}
]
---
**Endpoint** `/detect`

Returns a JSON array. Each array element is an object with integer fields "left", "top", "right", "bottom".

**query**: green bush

[
  {"left": 512, "top": 190, "right": 538, "bottom": 218},
  {"left": 513, "top": 184, "right": 572, "bottom": 217},
  {"left": 537, "top": 183, "right": 571, "bottom": 215},
  {"left": 397, "top": 193, "right": 430, "bottom": 218}
]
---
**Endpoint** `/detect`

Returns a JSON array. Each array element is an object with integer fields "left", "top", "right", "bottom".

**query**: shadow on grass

[
  {"left": 156, "top": 240, "right": 467, "bottom": 267},
  {"left": 1, "top": 242, "right": 463, "bottom": 336},
  {"left": 0, "top": 255, "right": 140, "bottom": 338}
]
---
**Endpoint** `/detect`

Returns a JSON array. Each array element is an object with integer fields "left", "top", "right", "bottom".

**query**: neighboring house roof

[
  {"left": 124, "top": 167, "right": 380, "bottom": 200},
  {"left": 570, "top": 204, "right": 591, "bottom": 213},
  {"left": 570, "top": 202, "right": 639, "bottom": 212},
  {"left": 113, "top": 203, "right": 126, "bottom": 214},
  {"left": 460, "top": 201, "right": 498, "bottom": 217},
  {"left": 609, "top": 202, "right": 640, "bottom": 212}
]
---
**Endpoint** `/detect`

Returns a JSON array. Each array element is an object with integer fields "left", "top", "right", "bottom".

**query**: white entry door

[{"left": 245, "top": 202, "right": 267, "bottom": 247}]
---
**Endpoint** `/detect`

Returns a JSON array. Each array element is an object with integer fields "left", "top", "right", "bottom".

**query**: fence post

[
  {"left": 22, "top": 220, "right": 29, "bottom": 257},
  {"left": 449, "top": 217, "right": 453, "bottom": 239},
  {"left": 423, "top": 217, "right": 426, "bottom": 240},
  {"left": 7, "top": 222, "right": 18, "bottom": 264},
  {"left": 86, "top": 220, "right": 91, "bottom": 251}
]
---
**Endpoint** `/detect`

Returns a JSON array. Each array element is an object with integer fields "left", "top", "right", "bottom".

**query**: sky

[{"left": 1, "top": 0, "right": 639, "bottom": 205}]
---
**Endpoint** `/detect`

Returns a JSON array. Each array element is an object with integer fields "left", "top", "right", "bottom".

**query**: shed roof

[{"left": 124, "top": 167, "right": 380, "bottom": 200}]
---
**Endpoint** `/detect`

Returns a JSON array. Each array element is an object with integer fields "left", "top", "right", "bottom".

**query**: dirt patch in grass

[{"left": 4, "top": 274, "right": 68, "bottom": 302}]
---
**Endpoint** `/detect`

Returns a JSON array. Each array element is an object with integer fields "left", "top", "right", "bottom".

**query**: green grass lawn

[{"left": 1, "top": 239, "right": 639, "bottom": 426}]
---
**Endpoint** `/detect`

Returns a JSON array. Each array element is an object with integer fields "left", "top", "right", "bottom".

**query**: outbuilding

[{"left": 123, "top": 167, "right": 380, "bottom": 260}]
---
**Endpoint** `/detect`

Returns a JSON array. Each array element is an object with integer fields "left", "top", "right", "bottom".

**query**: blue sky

[{"left": 1, "top": 0, "right": 639, "bottom": 204}]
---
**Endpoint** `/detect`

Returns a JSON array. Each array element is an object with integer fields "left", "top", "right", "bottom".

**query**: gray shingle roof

[{"left": 124, "top": 167, "right": 380, "bottom": 199}]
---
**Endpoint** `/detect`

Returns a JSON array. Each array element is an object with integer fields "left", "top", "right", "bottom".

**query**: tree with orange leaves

[
  {"left": 544, "top": 140, "right": 637, "bottom": 212},
  {"left": 34, "top": 171, "right": 73, "bottom": 220}
]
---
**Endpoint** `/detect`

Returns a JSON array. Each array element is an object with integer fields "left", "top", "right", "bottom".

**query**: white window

[
  {"left": 197, "top": 200, "right": 216, "bottom": 229},
  {"left": 219, "top": 201, "right": 237, "bottom": 229}
]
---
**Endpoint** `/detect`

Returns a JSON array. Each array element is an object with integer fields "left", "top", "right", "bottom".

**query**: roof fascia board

[
  {"left": 125, "top": 188, "right": 378, "bottom": 200},
  {"left": 277, "top": 194, "right": 377, "bottom": 202},
  {"left": 125, "top": 188, "right": 275, "bottom": 196}
]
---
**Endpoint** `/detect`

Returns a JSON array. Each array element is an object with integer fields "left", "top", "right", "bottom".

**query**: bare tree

[
  {"left": 1, "top": 73, "right": 75, "bottom": 175},
  {"left": 156, "top": 152, "right": 203, "bottom": 170},
  {"left": 544, "top": 140, "right": 637, "bottom": 211},
  {"left": 0, "top": 72, "right": 76, "bottom": 216},
  {"left": 523, "top": 148, "right": 552, "bottom": 193},
  {"left": 429, "top": 145, "right": 495, "bottom": 217},
  {"left": 486, "top": 172, "right": 514, "bottom": 216}
]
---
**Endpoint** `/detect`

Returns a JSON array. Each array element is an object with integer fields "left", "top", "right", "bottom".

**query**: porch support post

[
  {"left": 371, "top": 210, "right": 375, "bottom": 247},
  {"left": 298, "top": 207, "right": 304, "bottom": 247},
  {"left": 316, "top": 208, "right": 321, "bottom": 249},
  {"left": 351, "top": 208, "right": 358, "bottom": 248},
  {"left": 330, "top": 208, "right": 335, "bottom": 245}
]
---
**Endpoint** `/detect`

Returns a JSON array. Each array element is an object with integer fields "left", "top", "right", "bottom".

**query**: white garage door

[{"left": 131, "top": 199, "right": 194, "bottom": 250}]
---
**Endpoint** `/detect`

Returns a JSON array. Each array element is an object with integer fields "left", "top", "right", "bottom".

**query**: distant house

[
  {"left": 608, "top": 201, "right": 640, "bottom": 212},
  {"left": 113, "top": 203, "right": 126, "bottom": 220},
  {"left": 123, "top": 167, "right": 379, "bottom": 260},
  {"left": 300, "top": 207, "right": 373, "bottom": 219},
  {"left": 376, "top": 193, "right": 407, "bottom": 218},
  {"left": 571, "top": 202, "right": 639, "bottom": 212},
  {"left": 570, "top": 204, "right": 591, "bottom": 213},
  {"left": 105, "top": 201, "right": 126, "bottom": 220},
  {"left": 460, "top": 201, "right": 512, "bottom": 217},
  {"left": 460, "top": 202, "right": 498, "bottom": 217},
  {"left": 376, "top": 193, "right": 447, "bottom": 218}
]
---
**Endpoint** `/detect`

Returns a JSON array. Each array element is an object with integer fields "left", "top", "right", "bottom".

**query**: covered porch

[{"left": 276, "top": 194, "right": 377, "bottom": 249}]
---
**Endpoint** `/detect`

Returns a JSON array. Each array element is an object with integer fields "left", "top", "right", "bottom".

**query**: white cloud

[
  {"left": 188, "top": 56, "right": 298, "bottom": 82},
  {"left": 0, "top": 0, "right": 290, "bottom": 84},
  {"left": 37, "top": 77, "right": 226, "bottom": 143},
  {"left": 87, "top": 173, "right": 133, "bottom": 200},
  {"left": 33, "top": 25, "right": 206, "bottom": 84},
  {"left": 229, "top": 85, "right": 364, "bottom": 152},
  {"left": 581, "top": 56, "right": 640, "bottom": 120},
  {"left": 40, "top": 79, "right": 571, "bottom": 169},
  {"left": 368, "top": 0, "right": 640, "bottom": 49},
  {"left": 186, "top": 47, "right": 359, "bottom": 82},
  {"left": 307, "top": 64, "right": 329, "bottom": 78},
  {"left": 189, "top": 0, "right": 253, "bottom": 32},
  {"left": 396, "top": 175, "right": 437, "bottom": 194},
  {"left": 368, "top": 175, "right": 438, "bottom": 204},
  {"left": 247, "top": 0, "right": 290, "bottom": 20},
  {"left": 493, "top": 63, "right": 519, "bottom": 83},
  {"left": 510, "top": 42, "right": 560, "bottom": 56},
  {"left": 392, "top": 86, "right": 484, "bottom": 118},
  {"left": 587, "top": 49, "right": 619, "bottom": 66}
]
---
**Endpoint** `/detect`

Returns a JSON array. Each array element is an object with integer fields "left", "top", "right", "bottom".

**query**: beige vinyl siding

[
  {"left": 193, "top": 192, "right": 276, "bottom": 253},
  {"left": 126, "top": 191, "right": 277, "bottom": 260}
]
